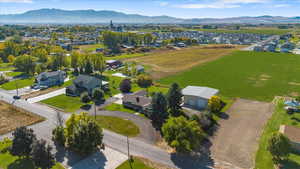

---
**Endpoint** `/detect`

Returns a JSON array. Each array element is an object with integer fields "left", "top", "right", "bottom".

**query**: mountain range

[{"left": 1, "top": 8, "right": 300, "bottom": 24}]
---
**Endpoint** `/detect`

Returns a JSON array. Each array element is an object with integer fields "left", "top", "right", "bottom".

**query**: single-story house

[
  {"left": 182, "top": 86, "right": 219, "bottom": 110},
  {"left": 280, "top": 125, "right": 300, "bottom": 152},
  {"left": 66, "top": 75, "right": 108, "bottom": 96},
  {"left": 106, "top": 60, "right": 123, "bottom": 69},
  {"left": 122, "top": 90, "right": 151, "bottom": 114},
  {"left": 36, "top": 70, "right": 66, "bottom": 88}
]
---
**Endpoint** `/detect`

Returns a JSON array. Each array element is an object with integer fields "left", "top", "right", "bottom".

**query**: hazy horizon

[{"left": 0, "top": 0, "right": 299, "bottom": 19}]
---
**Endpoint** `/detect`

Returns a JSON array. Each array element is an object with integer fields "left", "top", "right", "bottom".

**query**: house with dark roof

[
  {"left": 36, "top": 70, "right": 66, "bottom": 88},
  {"left": 122, "top": 90, "right": 151, "bottom": 114},
  {"left": 182, "top": 86, "right": 219, "bottom": 110},
  {"left": 66, "top": 75, "right": 108, "bottom": 96}
]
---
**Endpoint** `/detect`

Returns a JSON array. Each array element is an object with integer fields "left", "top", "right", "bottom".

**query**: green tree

[
  {"left": 92, "top": 88, "right": 104, "bottom": 103},
  {"left": 31, "top": 139, "right": 55, "bottom": 169},
  {"left": 267, "top": 133, "right": 291, "bottom": 164},
  {"left": 11, "top": 127, "right": 37, "bottom": 157},
  {"left": 84, "top": 60, "right": 93, "bottom": 75},
  {"left": 71, "top": 51, "right": 80, "bottom": 70},
  {"left": 149, "top": 92, "right": 168, "bottom": 129},
  {"left": 119, "top": 79, "right": 132, "bottom": 93},
  {"left": 137, "top": 74, "right": 152, "bottom": 88},
  {"left": 92, "top": 54, "right": 106, "bottom": 76},
  {"left": 162, "top": 116, "right": 204, "bottom": 153},
  {"left": 102, "top": 31, "right": 121, "bottom": 53},
  {"left": 208, "top": 96, "right": 222, "bottom": 113},
  {"left": 81, "top": 92, "right": 91, "bottom": 104},
  {"left": 32, "top": 48, "right": 48, "bottom": 63},
  {"left": 52, "top": 126, "right": 66, "bottom": 146},
  {"left": 13, "top": 54, "right": 36, "bottom": 74},
  {"left": 166, "top": 83, "right": 183, "bottom": 117},
  {"left": 7, "top": 55, "right": 15, "bottom": 63}
]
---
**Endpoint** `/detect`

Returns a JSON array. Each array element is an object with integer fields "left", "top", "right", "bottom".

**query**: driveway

[
  {"left": 27, "top": 88, "right": 66, "bottom": 103},
  {"left": 210, "top": 99, "right": 274, "bottom": 169}
]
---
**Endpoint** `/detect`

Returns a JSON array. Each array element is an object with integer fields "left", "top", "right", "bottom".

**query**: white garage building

[{"left": 182, "top": 86, "right": 219, "bottom": 110}]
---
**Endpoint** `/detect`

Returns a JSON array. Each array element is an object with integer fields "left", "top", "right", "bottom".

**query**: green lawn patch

[
  {"left": 107, "top": 53, "right": 146, "bottom": 60},
  {"left": 0, "top": 77, "right": 34, "bottom": 90},
  {"left": 79, "top": 43, "right": 105, "bottom": 53},
  {"left": 5, "top": 71, "right": 24, "bottom": 77},
  {"left": 103, "top": 103, "right": 136, "bottom": 114},
  {"left": 160, "top": 51, "right": 300, "bottom": 102},
  {"left": 254, "top": 100, "right": 300, "bottom": 169},
  {"left": 116, "top": 157, "right": 155, "bottom": 169},
  {"left": 95, "top": 115, "right": 139, "bottom": 137},
  {"left": 0, "top": 63, "right": 15, "bottom": 72},
  {"left": 40, "top": 94, "right": 87, "bottom": 113},
  {"left": 0, "top": 139, "right": 64, "bottom": 169}
]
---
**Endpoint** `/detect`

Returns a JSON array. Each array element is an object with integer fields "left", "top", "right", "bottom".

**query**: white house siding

[{"left": 184, "top": 95, "right": 208, "bottom": 110}]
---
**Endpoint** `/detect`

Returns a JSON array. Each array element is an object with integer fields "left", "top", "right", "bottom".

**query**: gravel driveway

[{"left": 211, "top": 99, "right": 274, "bottom": 169}]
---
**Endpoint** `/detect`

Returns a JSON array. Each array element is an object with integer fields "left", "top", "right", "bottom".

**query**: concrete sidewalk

[{"left": 27, "top": 88, "right": 66, "bottom": 103}]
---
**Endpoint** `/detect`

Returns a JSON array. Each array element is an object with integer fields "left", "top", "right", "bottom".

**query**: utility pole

[
  {"left": 94, "top": 101, "right": 97, "bottom": 120},
  {"left": 127, "top": 135, "right": 133, "bottom": 169},
  {"left": 15, "top": 80, "right": 19, "bottom": 97}
]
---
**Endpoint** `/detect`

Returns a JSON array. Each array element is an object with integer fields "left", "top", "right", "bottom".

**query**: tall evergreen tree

[
  {"left": 11, "top": 127, "right": 36, "bottom": 157},
  {"left": 150, "top": 92, "right": 169, "bottom": 129},
  {"left": 166, "top": 83, "right": 183, "bottom": 117},
  {"left": 84, "top": 60, "right": 93, "bottom": 75},
  {"left": 31, "top": 139, "right": 55, "bottom": 169}
]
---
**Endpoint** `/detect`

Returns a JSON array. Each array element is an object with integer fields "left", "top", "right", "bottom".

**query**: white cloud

[
  {"left": 159, "top": 2, "right": 169, "bottom": 6},
  {"left": 0, "top": 0, "right": 33, "bottom": 3},
  {"left": 175, "top": 0, "right": 270, "bottom": 9},
  {"left": 274, "top": 4, "right": 290, "bottom": 8}
]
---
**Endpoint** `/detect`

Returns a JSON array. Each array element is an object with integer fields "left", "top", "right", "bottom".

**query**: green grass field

[
  {"left": 107, "top": 53, "right": 146, "bottom": 60},
  {"left": 0, "top": 77, "right": 34, "bottom": 90},
  {"left": 116, "top": 157, "right": 155, "bottom": 169},
  {"left": 95, "top": 115, "right": 140, "bottom": 137},
  {"left": 255, "top": 99, "right": 300, "bottom": 169},
  {"left": 0, "top": 139, "right": 64, "bottom": 169},
  {"left": 194, "top": 28, "right": 292, "bottom": 35},
  {"left": 5, "top": 71, "right": 24, "bottom": 77},
  {"left": 103, "top": 103, "right": 137, "bottom": 114},
  {"left": 40, "top": 94, "right": 87, "bottom": 112},
  {"left": 160, "top": 51, "right": 300, "bottom": 101},
  {"left": 79, "top": 43, "right": 105, "bottom": 53}
]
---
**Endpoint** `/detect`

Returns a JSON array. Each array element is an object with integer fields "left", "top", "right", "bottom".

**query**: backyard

[
  {"left": 0, "top": 101, "right": 44, "bottom": 135},
  {"left": 255, "top": 99, "right": 300, "bottom": 169},
  {"left": 126, "top": 45, "right": 242, "bottom": 79},
  {"left": 160, "top": 51, "right": 300, "bottom": 101}
]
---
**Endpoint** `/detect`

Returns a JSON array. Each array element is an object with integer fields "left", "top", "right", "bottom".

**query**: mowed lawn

[
  {"left": 0, "top": 101, "right": 44, "bottom": 135},
  {"left": 160, "top": 51, "right": 300, "bottom": 101},
  {"left": 40, "top": 94, "right": 87, "bottom": 113},
  {"left": 255, "top": 99, "right": 300, "bottom": 169},
  {"left": 116, "top": 157, "right": 155, "bottom": 169},
  {"left": 0, "top": 139, "right": 65, "bottom": 169},
  {"left": 0, "top": 77, "right": 34, "bottom": 90},
  {"left": 95, "top": 115, "right": 139, "bottom": 137},
  {"left": 127, "top": 45, "right": 242, "bottom": 79}
]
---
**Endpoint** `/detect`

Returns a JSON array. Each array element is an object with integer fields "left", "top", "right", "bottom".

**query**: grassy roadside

[
  {"left": 0, "top": 77, "right": 34, "bottom": 90},
  {"left": 116, "top": 157, "right": 155, "bottom": 169},
  {"left": 254, "top": 99, "right": 300, "bottom": 169}
]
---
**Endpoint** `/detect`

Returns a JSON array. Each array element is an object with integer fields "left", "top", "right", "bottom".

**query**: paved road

[
  {"left": 0, "top": 89, "right": 231, "bottom": 169},
  {"left": 27, "top": 88, "right": 66, "bottom": 103}
]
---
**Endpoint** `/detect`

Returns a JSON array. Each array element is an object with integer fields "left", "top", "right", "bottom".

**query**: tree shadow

[
  {"left": 170, "top": 139, "right": 215, "bottom": 169},
  {"left": 291, "top": 117, "right": 300, "bottom": 123},
  {"left": 7, "top": 157, "right": 35, "bottom": 169},
  {"left": 281, "top": 159, "right": 300, "bottom": 169},
  {"left": 80, "top": 104, "right": 91, "bottom": 110}
]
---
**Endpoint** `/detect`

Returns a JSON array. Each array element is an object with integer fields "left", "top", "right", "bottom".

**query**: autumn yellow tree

[{"left": 208, "top": 96, "right": 222, "bottom": 113}]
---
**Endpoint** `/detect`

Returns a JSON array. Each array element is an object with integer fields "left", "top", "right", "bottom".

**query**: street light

[{"left": 125, "top": 119, "right": 133, "bottom": 169}]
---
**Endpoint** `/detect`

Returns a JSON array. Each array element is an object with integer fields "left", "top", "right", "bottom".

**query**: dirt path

[{"left": 211, "top": 99, "right": 274, "bottom": 169}]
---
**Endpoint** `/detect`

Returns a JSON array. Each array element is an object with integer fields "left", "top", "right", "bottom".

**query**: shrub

[
  {"left": 52, "top": 126, "right": 66, "bottom": 146},
  {"left": 208, "top": 96, "right": 222, "bottom": 113},
  {"left": 119, "top": 78, "right": 131, "bottom": 93},
  {"left": 80, "top": 92, "right": 91, "bottom": 103},
  {"left": 137, "top": 74, "right": 152, "bottom": 88},
  {"left": 267, "top": 132, "right": 291, "bottom": 164}
]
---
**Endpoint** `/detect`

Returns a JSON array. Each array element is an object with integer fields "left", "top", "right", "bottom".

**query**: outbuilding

[{"left": 182, "top": 86, "right": 219, "bottom": 110}]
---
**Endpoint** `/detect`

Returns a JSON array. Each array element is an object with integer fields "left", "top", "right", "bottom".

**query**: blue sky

[{"left": 0, "top": 0, "right": 300, "bottom": 18}]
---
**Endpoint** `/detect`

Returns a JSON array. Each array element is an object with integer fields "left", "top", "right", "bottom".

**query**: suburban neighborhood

[{"left": 0, "top": 1, "right": 300, "bottom": 169}]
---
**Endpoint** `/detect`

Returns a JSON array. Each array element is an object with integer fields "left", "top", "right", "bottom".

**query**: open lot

[
  {"left": 78, "top": 43, "right": 105, "bottom": 53},
  {"left": 126, "top": 45, "right": 242, "bottom": 79},
  {"left": 211, "top": 99, "right": 273, "bottom": 169},
  {"left": 160, "top": 51, "right": 300, "bottom": 101},
  {"left": 255, "top": 99, "right": 300, "bottom": 169},
  {"left": 0, "top": 101, "right": 44, "bottom": 135}
]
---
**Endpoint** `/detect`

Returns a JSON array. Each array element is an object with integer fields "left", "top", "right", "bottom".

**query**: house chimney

[{"left": 136, "top": 97, "right": 140, "bottom": 103}]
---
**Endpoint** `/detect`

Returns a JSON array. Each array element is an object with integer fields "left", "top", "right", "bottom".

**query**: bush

[
  {"left": 208, "top": 96, "right": 222, "bottom": 113},
  {"left": 80, "top": 92, "right": 91, "bottom": 103},
  {"left": 31, "top": 139, "right": 55, "bottom": 169},
  {"left": 119, "top": 78, "right": 131, "bottom": 93},
  {"left": 137, "top": 74, "right": 152, "bottom": 88},
  {"left": 0, "top": 75, "right": 8, "bottom": 85},
  {"left": 11, "top": 127, "right": 36, "bottom": 157},
  {"left": 92, "top": 88, "right": 104, "bottom": 103},
  {"left": 267, "top": 132, "right": 291, "bottom": 164},
  {"left": 162, "top": 116, "right": 205, "bottom": 153},
  {"left": 52, "top": 126, "right": 66, "bottom": 146}
]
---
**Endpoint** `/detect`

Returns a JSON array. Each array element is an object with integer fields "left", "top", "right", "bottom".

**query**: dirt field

[
  {"left": 0, "top": 101, "right": 44, "bottom": 135},
  {"left": 126, "top": 45, "right": 243, "bottom": 79},
  {"left": 211, "top": 99, "right": 274, "bottom": 169}
]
